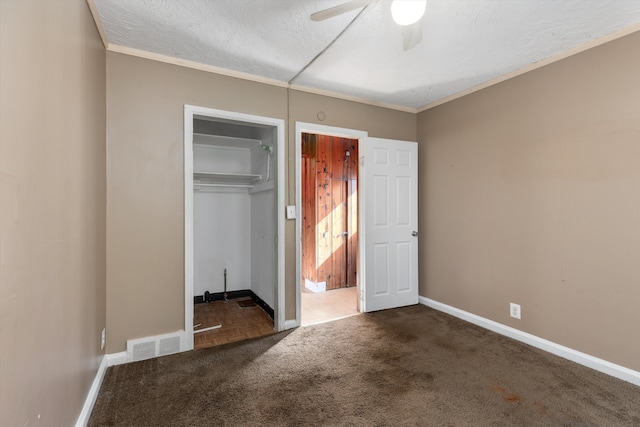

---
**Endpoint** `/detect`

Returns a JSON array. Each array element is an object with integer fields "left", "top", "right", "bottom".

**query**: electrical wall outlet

[
  {"left": 510, "top": 303, "right": 521, "bottom": 320},
  {"left": 101, "top": 328, "right": 106, "bottom": 350}
]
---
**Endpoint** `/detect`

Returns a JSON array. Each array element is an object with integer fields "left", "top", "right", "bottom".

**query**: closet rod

[{"left": 194, "top": 183, "right": 253, "bottom": 188}]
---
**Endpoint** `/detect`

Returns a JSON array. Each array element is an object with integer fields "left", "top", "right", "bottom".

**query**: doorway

[
  {"left": 184, "top": 106, "right": 285, "bottom": 351},
  {"left": 301, "top": 133, "right": 358, "bottom": 291},
  {"left": 301, "top": 133, "right": 359, "bottom": 325},
  {"left": 296, "top": 124, "right": 368, "bottom": 326},
  {"left": 296, "top": 124, "right": 420, "bottom": 327}
]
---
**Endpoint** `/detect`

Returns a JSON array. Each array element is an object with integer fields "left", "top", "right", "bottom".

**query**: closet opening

[
  {"left": 300, "top": 132, "right": 360, "bottom": 325},
  {"left": 184, "top": 106, "right": 285, "bottom": 351}
]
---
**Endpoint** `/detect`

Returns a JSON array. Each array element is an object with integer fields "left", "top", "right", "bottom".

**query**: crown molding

[
  {"left": 106, "top": 44, "right": 417, "bottom": 114},
  {"left": 106, "top": 44, "right": 290, "bottom": 88},
  {"left": 417, "top": 22, "right": 640, "bottom": 112},
  {"left": 86, "top": 0, "right": 108, "bottom": 48},
  {"left": 288, "top": 83, "right": 417, "bottom": 113},
  {"left": 85, "top": 1, "right": 640, "bottom": 115}
]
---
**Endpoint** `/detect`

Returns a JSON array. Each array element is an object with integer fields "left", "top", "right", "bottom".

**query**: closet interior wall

[{"left": 192, "top": 118, "right": 276, "bottom": 310}]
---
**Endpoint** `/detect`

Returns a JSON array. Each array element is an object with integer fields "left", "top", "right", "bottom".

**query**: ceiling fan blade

[
  {"left": 311, "top": 0, "right": 377, "bottom": 21},
  {"left": 401, "top": 21, "right": 422, "bottom": 51}
]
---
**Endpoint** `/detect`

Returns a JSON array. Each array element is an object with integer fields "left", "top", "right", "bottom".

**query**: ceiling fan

[{"left": 311, "top": 0, "right": 427, "bottom": 51}]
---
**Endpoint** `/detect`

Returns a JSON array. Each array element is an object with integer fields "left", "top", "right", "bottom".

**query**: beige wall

[
  {"left": 0, "top": 1, "right": 106, "bottom": 426},
  {"left": 417, "top": 31, "right": 640, "bottom": 371},
  {"left": 106, "top": 52, "right": 416, "bottom": 352}
]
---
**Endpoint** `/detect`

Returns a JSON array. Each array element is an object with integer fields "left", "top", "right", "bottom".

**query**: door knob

[{"left": 412, "top": 231, "right": 419, "bottom": 237}]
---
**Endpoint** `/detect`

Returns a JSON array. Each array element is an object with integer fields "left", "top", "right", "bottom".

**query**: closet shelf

[
  {"left": 194, "top": 171, "right": 262, "bottom": 186},
  {"left": 193, "top": 133, "right": 261, "bottom": 150}
]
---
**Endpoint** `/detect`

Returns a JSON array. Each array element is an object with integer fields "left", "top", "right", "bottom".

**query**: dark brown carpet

[{"left": 89, "top": 305, "right": 640, "bottom": 426}]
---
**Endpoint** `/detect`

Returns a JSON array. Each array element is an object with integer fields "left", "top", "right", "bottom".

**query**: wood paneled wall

[{"left": 302, "top": 133, "right": 358, "bottom": 290}]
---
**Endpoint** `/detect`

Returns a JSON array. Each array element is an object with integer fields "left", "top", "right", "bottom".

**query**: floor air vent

[{"left": 127, "top": 331, "right": 186, "bottom": 362}]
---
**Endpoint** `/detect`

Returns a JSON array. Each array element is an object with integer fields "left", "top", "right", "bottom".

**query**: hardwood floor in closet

[{"left": 193, "top": 297, "right": 275, "bottom": 350}]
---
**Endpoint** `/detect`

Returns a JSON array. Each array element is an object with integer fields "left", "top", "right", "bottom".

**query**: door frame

[
  {"left": 295, "top": 122, "right": 369, "bottom": 326},
  {"left": 184, "top": 105, "right": 286, "bottom": 351}
]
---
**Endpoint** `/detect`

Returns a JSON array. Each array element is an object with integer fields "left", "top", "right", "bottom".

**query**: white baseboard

[
  {"left": 74, "top": 355, "right": 107, "bottom": 427},
  {"left": 74, "top": 351, "right": 127, "bottom": 427},
  {"left": 419, "top": 296, "right": 640, "bottom": 387},
  {"left": 106, "top": 351, "right": 127, "bottom": 367},
  {"left": 304, "top": 278, "right": 326, "bottom": 293},
  {"left": 283, "top": 319, "right": 299, "bottom": 330}
]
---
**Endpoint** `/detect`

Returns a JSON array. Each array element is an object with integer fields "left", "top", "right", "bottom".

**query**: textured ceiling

[{"left": 93, "top": 0, "right": 640, "bottom": 111}]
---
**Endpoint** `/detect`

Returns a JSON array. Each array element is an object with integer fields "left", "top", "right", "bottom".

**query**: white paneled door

[{"left": 362, "top": 137, "right": 418, "bottom": 312}]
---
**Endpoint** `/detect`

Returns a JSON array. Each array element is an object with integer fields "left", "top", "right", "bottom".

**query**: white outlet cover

[
  {"left": 510, "top": 303, "right": 521, "bottom": 320},
  {"left": 101, "top": 328, "right": 106, "bottom": 350}
]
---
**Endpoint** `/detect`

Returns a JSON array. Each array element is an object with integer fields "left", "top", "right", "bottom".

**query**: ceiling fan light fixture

[{"left": 391, "top": 0, "right": 426, "bottom": 26}]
